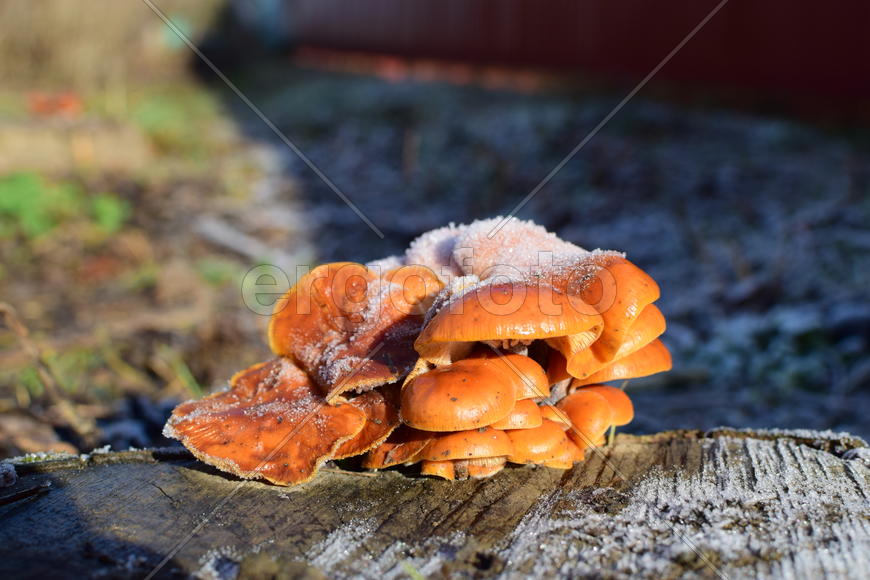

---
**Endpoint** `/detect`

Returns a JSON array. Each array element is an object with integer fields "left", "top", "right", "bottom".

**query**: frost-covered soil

[{"left": 221, "top": 68, "right": 870, "bottom": 438}]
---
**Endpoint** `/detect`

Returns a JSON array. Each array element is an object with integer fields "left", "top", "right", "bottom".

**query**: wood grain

[{"left": 1, "top": 429, "right": 867, "bottom": 579}]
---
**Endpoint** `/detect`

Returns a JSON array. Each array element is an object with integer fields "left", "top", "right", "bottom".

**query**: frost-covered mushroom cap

[
  {"left": 450, "top": 216, "right": 588, "bottom": 279},
  {"left": 268, "top": 262, "right": 442, "bottom": 401},
  {"left": 163, "top": 358, "right": 367, "bottom": 486},
  {"left": 404, "top": 223, "right": 466, "bottom": 279}
]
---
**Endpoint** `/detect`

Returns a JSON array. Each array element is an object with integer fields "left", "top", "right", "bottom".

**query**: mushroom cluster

[{"left": 164, "top": 218, "right": 671, "bottom": 485}]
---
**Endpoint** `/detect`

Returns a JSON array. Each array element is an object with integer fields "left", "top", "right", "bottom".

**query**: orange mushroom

[
  {"left": 559, "top": 304, "right": 666, "bottom": 380},
  {"left": 362, "top": 425, "right": 435, "bottom": 469},
  {"left": 506, "top": 419, "right": 578, "bottom": 466},
  {"left": 490, "top": 399, "right": 544, "bottom": 430},
  {"left": 568, "top": 384, "right": 634, "bottom": 426},
  {"left": 539, "top": 404, "right": 572, "bottom": 430},
  {"left": 164, "top": 358, "right": 367, "bottom": 486},
  {"left": 420, "top": 457, "right": 508, "bottom": 480},
  {"left": 555, "top": 388, "right": 615, "bottom": 450},
  {"left": 464, "top": 457, "right": 508, "bottom": 478},
  {"left": 544, "top": 325, "right": 603, "bottom": 373},
  {"left": 414, "top": 280, "right": 603, "bottom": 366},
  {"left": 400, "top": 358, "right": 518, "bottom": 431},
  {"left": 269, "top": 262, "right": 442, "bottom": 402},
  {"left": 420, "top": 427, "right": 513, "bottom": 480},
  {"left": 470, "top": 350, "right": 551, "bottom": 400},
  {"left": 333, "top": 385, "right": 401, "bottom": 459},
  {"left": 543, "top": 438, "right": 586, "bottom": 468},
  {"left": 420, "top": 460, "right": 455, "bottom": 480},
  {"left": 551, "top": 254, "right": 660, "bottom": 362},
  {"left": 546, "top": 350, "right": 571, "bottom": 385},
  {"left": 571, "top": 338, "right": 672, "bottom": 387},
  {"left": 165, "top": 218, "right": 672, "bottom": 487}
]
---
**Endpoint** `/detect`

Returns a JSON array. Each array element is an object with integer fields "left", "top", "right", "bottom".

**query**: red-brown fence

[{"left": 288, "top": 0, "right": 870, "bottom": 99}]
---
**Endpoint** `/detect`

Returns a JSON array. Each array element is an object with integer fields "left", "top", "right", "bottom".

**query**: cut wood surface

[{"left": 1, "top": 428, "right": 868, "bottom": 579}]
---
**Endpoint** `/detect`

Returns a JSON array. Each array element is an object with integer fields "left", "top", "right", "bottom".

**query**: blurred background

[{"left": 1, "top": 0, "right": 868, "bottom": 458}]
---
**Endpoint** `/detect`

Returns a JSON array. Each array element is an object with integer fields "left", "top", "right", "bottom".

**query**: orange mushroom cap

[
  {"left": 546, "top": 350, "right": 571, "bottom": 385},
  {"left": 506, "top": 419, "right": 575, "bottom": 465},
  {"left": 415, "top": 280, "right": 603, "bottom": 366},
  {"left": 543, "top": 438, "right": 585, "bottom": 468},
  {"left": 421, "top": 456, "right": 507, "bottom": 480},
  {"left": 607, "top": 303, "right": 666, "bottom": 361},
  {"left": 421, "top": 460, "right": 455, "bottom": 480},
  {"left": 463, "top": 457, "right": 507, "bottom": 479},
  {"left": 556, "top": 388, "right": 615, "bottom": 450},
  {"left": 421, "top": 427, "right": 513, "bottom": 462},
  {"left": 450, "top": 217, "right": 588, "bottom": 279},
  {"left": 362, "top": 425, "right": 434, "bottom": 469},
  {"left": 489, "top": 399, "right": 544, "bottom": 430},
  {"left": 571, "top": 338, "right": 672, "bottom": 387},
  {"left": 539, "top": 404, "right": 572, "bottom": 430},
  {"left": 568, "top": 384, "right": 634, "bottom": 426},
  {"left": 545, "top": 325, "right": 602, "bottom": 369},
  {"left": 269, "top": 262, "right": 442, "bottom": 402},
  {"left": 470, "top": 350, "right": 551, "bottom": 400},
  {"left": 333, "top": 386, "right": 401, "bottom": 459},
  {"left": 164, "top": 358, "right": 366, "bottom": 486},
  {"left": 551, "top": 254, "right": 660, "bottom": 362},
  {"left": 563, "top": 304, "right": 666, "bottom": 380},
  {"left": 400, "top": 358, "right": 518, "bottom": 431}
]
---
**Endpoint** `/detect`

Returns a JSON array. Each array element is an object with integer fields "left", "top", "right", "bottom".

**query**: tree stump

[{"left": 2, "top": 429, "right": 868, "bottom": 579}]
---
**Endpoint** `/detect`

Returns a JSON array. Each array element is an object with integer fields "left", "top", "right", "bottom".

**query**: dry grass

[{"left": 0, "top": 0, "right": 223, "bottom": 89}]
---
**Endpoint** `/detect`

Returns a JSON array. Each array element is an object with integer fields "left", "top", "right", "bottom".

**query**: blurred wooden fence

[{"left": 287, "top": 0, "right": 870, "bottom": 99}]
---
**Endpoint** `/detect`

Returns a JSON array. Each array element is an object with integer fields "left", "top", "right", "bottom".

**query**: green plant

[
  {"left": 130, "top": 88, "right": 221, "bottom": 156},
  {"left": 0, "top": 173, "right": 80, "bottom": 238},
  {"left": 196, "top": 257, "right": 240, "bottom": 286},
  {"left": 17, "top": 366, "right": 44, "bottom": 398},
  {"left": 91, "top": 194, "right": 130, "bottom": 234},
  {"left": 0, "top": 172, "right": 130, "bottom": 240}
]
